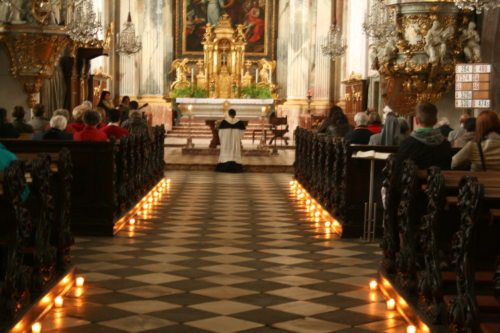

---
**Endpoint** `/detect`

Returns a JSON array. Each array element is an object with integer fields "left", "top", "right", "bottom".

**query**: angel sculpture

[
  {"left": 257, "top": 58, "right": 276, "bottom": 84},
  {"left": 170, "top": 58, "right": 191, "bottom": 90},
  {"left": 424, "top": 20, "right": 454, "bottom": 64},
  {"left": 202, "top": 23, "right": 214, "bottom": 43},
  {"left": 460, "top": 22, "right": 481, "bottom": 63}
]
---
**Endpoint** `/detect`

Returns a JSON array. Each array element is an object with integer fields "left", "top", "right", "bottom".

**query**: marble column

[
  {"left": 311, "top": 0, "right": 332, "bottom": 115},
  {"left": 282, "top": 0, "right": 311, "bottom": 132},
  {"left": 139, "top": 0, "right": 164, "bottom": 96},
  {"left": 276, "top": 0, "right": 290, "bottom": 101},
  {"left": 118, "top": 0, "right": 138, "bottom": 98}
]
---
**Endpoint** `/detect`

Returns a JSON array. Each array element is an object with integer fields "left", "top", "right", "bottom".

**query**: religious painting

[{"left": 175, "top": 0, "right": 277, "bottom": 59}]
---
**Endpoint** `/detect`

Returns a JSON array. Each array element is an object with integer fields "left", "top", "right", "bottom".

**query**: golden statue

[
  {"left": 217, "top": 64, "right": 232, "bottom": 98},
  {"left": 169, "top": 14, "right": 278, "bottom": 98},
  {"left": 195, "top": 59, "right": 208, "bottom": 90},
  {"left": 170, "top": 58, "right": 191, "bottom": 90}
]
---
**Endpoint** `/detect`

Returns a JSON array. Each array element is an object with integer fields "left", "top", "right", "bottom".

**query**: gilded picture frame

[{"left": 174, "top": 0, "right": 277, "bottom": 60}]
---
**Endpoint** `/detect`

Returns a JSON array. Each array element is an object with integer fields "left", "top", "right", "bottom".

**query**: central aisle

[{"left": 43, "top": 172, "right": 406, "bottom": 333}]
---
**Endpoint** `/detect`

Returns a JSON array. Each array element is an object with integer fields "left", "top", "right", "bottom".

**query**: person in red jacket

[
  {"left": 74, "top": 110, "right": 108, "bottom": 142},
  {"left": 101, "top": 108, "right": 129, "bottom": 140}
]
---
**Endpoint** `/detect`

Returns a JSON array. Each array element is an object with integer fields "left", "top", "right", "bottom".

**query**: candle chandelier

[
  {"left": 363, "top": 0, "right": 395, "bottom": 40},
  {"left": 321, "top": 24, "right": 347, "bottom": 60},
  {"left": 67, "top": 0, "right": 103, "bottom": 44},
  {"left": 116, "top": 0, "right": 142, "bottom": 55},
  {"left": 454, "top": 0, "right": 500, "bottom": 13}
]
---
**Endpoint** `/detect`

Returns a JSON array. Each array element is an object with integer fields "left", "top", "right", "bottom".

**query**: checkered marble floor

[{"left": 41, "top": 171, "right": 407, "bottom": 333}]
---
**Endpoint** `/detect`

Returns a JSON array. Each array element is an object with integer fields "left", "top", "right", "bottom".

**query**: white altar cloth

[{"left": 176, "top": 98, "right": 274, "bottom": 120}]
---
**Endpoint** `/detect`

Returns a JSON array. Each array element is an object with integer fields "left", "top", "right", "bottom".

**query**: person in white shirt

[{"left": 216, "top": 109, "right": 246, "bottom": 173}]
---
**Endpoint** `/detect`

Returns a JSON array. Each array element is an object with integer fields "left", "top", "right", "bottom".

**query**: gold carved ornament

[
  {"left": 2, "top": 33, "right": 69, "bottom": 107},
  {"left": 375, "top": 4, "right": 469, "bottom": 110}
]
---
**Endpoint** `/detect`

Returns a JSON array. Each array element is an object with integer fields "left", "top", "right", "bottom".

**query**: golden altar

[{"left": 170, "top": 14, "right": 276, "bottom": 99}]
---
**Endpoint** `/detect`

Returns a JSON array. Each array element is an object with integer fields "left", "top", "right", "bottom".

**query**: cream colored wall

[{"left": 0, "top": 47, "right": 29, "bottom": 116}]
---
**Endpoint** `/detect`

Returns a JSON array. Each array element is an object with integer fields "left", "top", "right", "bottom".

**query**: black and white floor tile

[{"left": 41, "top": 171, "right": 406, "bottom": 333}]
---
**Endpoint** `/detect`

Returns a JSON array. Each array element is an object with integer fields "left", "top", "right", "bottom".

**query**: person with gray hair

[
  {"left": 345, "top": 112, "right": 373, "bottom": 144},
  {"left": 34, "top": 115, "right": 73, "bottom": 140}
]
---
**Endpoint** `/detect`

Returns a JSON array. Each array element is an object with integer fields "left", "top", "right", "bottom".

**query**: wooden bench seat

[{"left": 1, "top": 126, "right": 166, "bottom": 236}]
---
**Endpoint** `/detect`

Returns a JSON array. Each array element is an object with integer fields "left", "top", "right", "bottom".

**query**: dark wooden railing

[
  {"left": 294, "top": 127, "right": 400, "bottom": 237},
  {"left": 379, "top": 158, "right": 500, "bottom": 332},
  {"left": 1, "top": 125, "right": 166, "bottom": 236},
  {"left": 0, "top": 150, "right": 73, "bottom": 328}
]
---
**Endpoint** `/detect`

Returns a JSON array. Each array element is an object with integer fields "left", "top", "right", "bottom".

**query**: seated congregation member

[
  {"left": 396, "top": 102, "right": 451, "bottom": 170},
  {"left": 123, "top": 109, "right": 150, "bottom": 138},
  {"left": 367, "top": 111, "right": 382, "bottom": 134},
  {"left": 11, "top": 106, "right": 34, "bottom": 134},
  {"left": 452, "top": 110, "right": 500, "bottom": 171},
  {"left": 0, "top": 108, "right": 19, "bottom": 138},
  {"left": 38, "top": 115, "right": 73, "bottom": 140},
  {"left": 436, "top": 117, "right": 453, "bottom": 137},
  {"left": 119, "top": 96, "right": 131, "bottom": 122},
  {"left": 216, "top": 109, "right": 246, "bottom": 173},
  {"left": 345, "top": 112, "right": 373, "bottom": 144},
  {"left": 52, "top": 109, "right": 76, "bottom": 134},
  {"left": 317, "top": 106, "right": 351, "bottom": 137},
  {"left": 74, "top": 110, "right": 108, "bottom": 142},
  {"left": 28, "top": 104, "right": 49, "bottom": 133},
  {"left": 101, "top": 108, "right": 129, "bottom": 140},
  {"left": 95, "top": 107, "right": 108, "bottom": 129},
  {"left": 398, "top": 117, "right": 410, "bottom": 141},
  {"left": 448, "top": 112, "right": 470, "bottom": 146},
  {"left": 452, "top": 117, "right": 475, "bottom": 148},
  {"left": 68, "top": 101, "right": 92, "bottom": 132},
  {"left": 97, "top": 90, "right": 115, "bottom": 119},
  {"left": 369, "top": 113, "right": 401, "bottom": 146}
]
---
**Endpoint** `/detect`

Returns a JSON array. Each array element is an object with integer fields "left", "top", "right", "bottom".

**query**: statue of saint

[
  {"left": 424, "top": 20, "right": 454, "bottom": 64},
  {"left": 202, "top": 0, "right": 225, "bottom": 26},
  {"left": 0, "top": 1, "right": 11, "bottom": 22},
  {"left": 217, "top": 64, "right": 232, "bottom": 98},
  {"left": 170, "top": 58, "right": 191, "bottom": 90},
  {"left": 460, "top": 22, "right": 481, "bottom": 63},
  {"left": 377, "top": 35, "right": 398, "bottom": 64}
]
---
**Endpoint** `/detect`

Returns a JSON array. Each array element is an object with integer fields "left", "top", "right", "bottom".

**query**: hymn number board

[{"left": 455, "top": 64, "right": 492, "bottom": 109}]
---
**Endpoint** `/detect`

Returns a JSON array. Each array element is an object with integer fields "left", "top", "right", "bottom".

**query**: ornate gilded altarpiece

[{"left": 174, "top": 0, "right": 277, "bottom": 60}]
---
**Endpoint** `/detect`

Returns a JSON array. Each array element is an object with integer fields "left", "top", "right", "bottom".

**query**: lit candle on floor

[
  {"left": 407, "top": 325, "right": 417, "bottom": 333},
  {"left": 75, "top": 276, "right": 84, "bottom": 288},
  {"left": 54, "top": 296, "right": 64, "bottom": 308},
  {"left": 387, "top": 298, "right": 396, "bottom": 310},
  {"left": 32, "top": 322, "right": 41, "bottom": 333},
  {"left": 369, "top": 280, "right": 378, "bottom": 291}
]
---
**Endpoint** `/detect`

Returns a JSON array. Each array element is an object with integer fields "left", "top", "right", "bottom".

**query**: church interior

[{"left": 0, "top": 0, "right": 499, "bottom": 332}]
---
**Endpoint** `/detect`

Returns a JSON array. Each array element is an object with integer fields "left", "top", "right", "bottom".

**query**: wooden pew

[
  {"left": 0, "top": 152, "right": 74, "bottom": 330},
  {"left": 379, "top": 159, "right": 500, "bottom": 332},
  {"left": 1, "top": 125, "right": 166, "bottom": 236}
]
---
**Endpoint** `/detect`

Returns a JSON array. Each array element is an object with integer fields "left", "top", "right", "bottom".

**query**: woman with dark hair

[
  {"left": 0, "top": 108, "right": 19, "bottom": 138},
  {"left": 97, "top": 90, "right": 115, "bottom": 120},
  {"left": 452, "top": 110, "right": 500, "bottom": 171},
  {"left": 11, "top": 106, "right": 34, "bottom": 134},
  {"left": 317, "top": 106, "right": 351, "bottom": 137}
]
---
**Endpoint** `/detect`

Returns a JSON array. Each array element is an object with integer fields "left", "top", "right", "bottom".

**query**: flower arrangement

[{"left": 240, "top": 85, "right": 272, "bottom": 99}]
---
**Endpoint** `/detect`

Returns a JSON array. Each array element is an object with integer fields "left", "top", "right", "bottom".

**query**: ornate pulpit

[{"left": 342, "top": 73, "right": 368, "bottom": 122}]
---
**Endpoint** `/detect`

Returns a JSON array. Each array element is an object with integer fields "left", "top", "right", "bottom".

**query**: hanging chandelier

[
  {"left": 363, "top": 0, "right": 395, "bottom": 40},
  {"left": 454, "top": 0, "right": 500, "bottom": 13},
  {"left": 67, "top": 0, "right": 102, "bottom": 44},
  {"left": 321, "top": 24, "right": 347, "bottom": 60},
  {"left": 116, "top": 0, "right": 142, "bottom": 55}
]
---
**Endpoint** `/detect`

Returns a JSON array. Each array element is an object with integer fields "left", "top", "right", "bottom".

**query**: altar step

[{"left": 168, "top": 122, "right": 273, "bottom": 141}]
